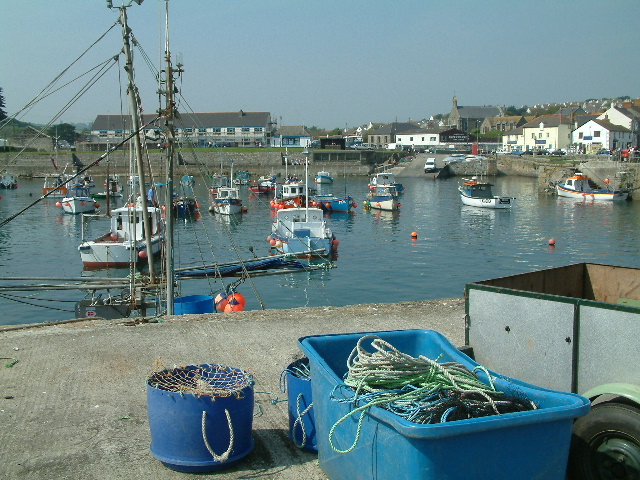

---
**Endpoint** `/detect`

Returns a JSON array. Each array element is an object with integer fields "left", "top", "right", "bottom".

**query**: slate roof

[
  {"left": 92, "top": 111, "right": 272, "bottom": 130},
  {"left": 589, "top": 118, "right": 631, "bottom": 133},
  {"left": 274, "top": 126, "right": 311, "bottom": 136},
  {"left": 522, "top": 114, "right": 573, "bottom": 128},
  {"left": 456, "top": 106, "right": 502, "bottom": 119},
  {"left": 369, "top": 122, "right": 420, "bottom": 135}
]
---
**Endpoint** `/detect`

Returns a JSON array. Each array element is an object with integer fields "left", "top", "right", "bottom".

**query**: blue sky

[{"left": 2, "top": 0, "right": 639, "bottom": 130}]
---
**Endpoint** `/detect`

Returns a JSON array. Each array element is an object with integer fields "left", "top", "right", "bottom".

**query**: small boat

[
  {"left": 78, "top": 204, "right": 164, "bottom": 268},
  {"left": 233, "top": 171, "right": 250, "bottom": 185},
  {"left": 315, "top": 171, "right": 333, "bottom": 184},
  {"left": 92, "top": 175, "right": 124, "bottom": 199},
  {"left": 0, "top": 173, "right": 18, "bottom": 189},
  {"left": 268, "top": 207, "right": 338, "bottom": 257},
  {"left": 555, "top": 173, "right": 629, "bottom": 201},
  {"left": 43, "top": 173, "right": 73, "bottom": 198},
  {"left": 364, "top": 186, "right": 399, "bottom": 211},
  {"left": 58, "top": 185, "right": 99, "bottom": 214},
  {"left": 180, "top": 174, "right": 195, "bottom": 187},
  {"left": 210, "top": 186, "right": 243, "bottom": 215},
  {"left": 249, "top": 175, "right": 276, "bottom": 194},
  {"left": 172, "top": 195, "right": 198, "bottom": 216},
  {"left": 311, "top": 194, "right": 357, "bottom": 213},
  {"left": 459, "top": 177, "right": 515, "bottom": 209},
  {"left": 369, "top": 172, "right": 404, "bottom": 193}
]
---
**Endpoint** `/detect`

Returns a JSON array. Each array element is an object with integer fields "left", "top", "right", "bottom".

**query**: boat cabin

[
  {"left": 111, "top": 206, "right": 161, "bottom": 241},
  {"left": 275, "top": 207, "right": 326, "bottom": 238},
  {"left": 279, "top": 183, "right": 306, "bottom": 199},
  {"left": 216, "top": 187, "right": 240, "bottom": 200},
  {"left": 461, "top": 179, "right": 494, "bottom": 198}
]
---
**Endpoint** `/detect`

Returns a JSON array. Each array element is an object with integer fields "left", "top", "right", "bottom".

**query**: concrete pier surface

[{"left": 1, "top": 298, "right": 465, "bottom": 480}]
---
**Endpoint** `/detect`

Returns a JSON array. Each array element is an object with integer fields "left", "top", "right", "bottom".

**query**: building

[
  {"left": 597, "top": 104, "right": 639, "bottom": 147},
  {"left": 271, "top": 126, "right": 312, "bottom": 148},
  {"left": 511, "top": 115, "right": 574, "bottom": 153},
  {"left": 394, "top": 128, "right": 443, "bottom": 149},
  {"left": 368, "top": 122, "right": 420, "bottom": 148},
  {"left": 481, "top": 115, "right": 527, "bottom": 134},
  {"left": 448, "top": 97, "right": 504, "bottom": 133},
  {"left": 87, "top": 111, "right": 273, "bottom": 150},
  {"left": 572, "top": 119, "right": 633, "bottom": 153}
]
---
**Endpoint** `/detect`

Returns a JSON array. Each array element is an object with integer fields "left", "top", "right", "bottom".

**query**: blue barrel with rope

[
  {"left": 281, "top": 357, "right": 317, "bottom": 452},
  {"left": 147, "top": 363, "right": 254, "bottom": 472}
]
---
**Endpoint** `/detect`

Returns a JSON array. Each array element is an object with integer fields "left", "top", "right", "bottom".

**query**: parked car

[
  {"left": 510, "top": 149, "right": 524, "bottom": 155},
  {"left": 547, "top": 149, "right": 566, "bottom": 156},
  {"left": 424, "top": 158, "right": 437, "bottom": 173}
]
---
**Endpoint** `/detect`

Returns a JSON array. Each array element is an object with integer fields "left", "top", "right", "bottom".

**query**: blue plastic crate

[{"left": 299, "top": 329, "right": 590, "bottom": 480}]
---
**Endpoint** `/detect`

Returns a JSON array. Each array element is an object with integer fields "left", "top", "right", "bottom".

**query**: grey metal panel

[
  {"left": 577, "top": 305, "right": 640, "bottom": 394},
  {"left": 467, "top": 288, "right": 575, "bottom": 391}
]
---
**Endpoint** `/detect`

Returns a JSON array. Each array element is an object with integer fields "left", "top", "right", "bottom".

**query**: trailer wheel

[{"left": 568, "top": 401, "right": 640, "bottom": 480}]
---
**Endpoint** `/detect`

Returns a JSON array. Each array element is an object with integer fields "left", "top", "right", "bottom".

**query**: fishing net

[{"left": 148, "top": 362, "right": 253, "bottom": 399}]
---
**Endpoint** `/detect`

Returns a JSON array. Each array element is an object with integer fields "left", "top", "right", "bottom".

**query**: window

[
  {"left": 430, "top": 136, "right": 436, "bottom": 141},
  {"left": 579, "top": 132, "right": 583, "bottom": 139},
  {"left": 213, "top": 127, "right": 221, "bottom": 133},
  {"left": 255, "top": 127, "right": 263, "bottom": 132},
  {"left": 242, "top": 127, "right": 250, "bottom": 132},
  {"left": 227, "top": 128, "right": 235, "bottom": 134},
  {"left": 198, "top": 128, "right": 206, "bottom": 133},
  {"left": 594, "top": 131, "right": 600, "bottom": 137},
  {"left": 410, "top": 137, "right": 413, "bottom": 141},
  {"left": 184, "top": 127, "right": 193, "bottom": 133}
]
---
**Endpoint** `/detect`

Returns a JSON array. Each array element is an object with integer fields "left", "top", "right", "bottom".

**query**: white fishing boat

[
  {"left": 78, "top": 204, "right": 164, "bottom": 268},
  {"left": 210, "top": 186, "right": 243, "bottom": 215},
  {"left": 555, "top": 173, "right": 629, "bottom": 201},
  {"left": 0, "top": 173, "right": 18, "bottom": 189},
  {"left": 458, "top": 177, "right": 515, "bottom": 209},
  {"left": 268, "top": 207, "right": 337, "bottom": 256},
  {"left": 369, "top": 171, "right": 404, "bottom": 192},
  {"left": 58, "top": 185, "right": 99, "bottom": 214},
  {"left": 92, "top": 175, "right": 124, "bottom": 199}
]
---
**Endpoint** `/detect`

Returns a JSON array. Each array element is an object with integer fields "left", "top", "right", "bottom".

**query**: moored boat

[
  {"left": 92, "top": 175, "right": 124, "bottom": 199},
  {"left": 268, "top": 207, "right": 337, "bottom": 257},
  {"left": 311, "top": 194, "right": 356, "bottom": 213},
  {"left": 363, "top": 186, "right": 399, "bottom": 211},
  {"left": 249, "top": 175, "right": 276, "bottom": 194},
  {"left": 555, "top": 172, "right": 629, "bottom": 201},
  {"left": 459, "top": 177, "right": 515, "bottom": 209},
  {"left": 315, "top": 171, "right": 333, "bottom": 184},
  {"left": 0, "top": 173, "right": 18, "bottom": 189},
  {"left": 58, "top": 185, "right": 99, "bottom": 214},
  {"left": 270, "top": 181, "right": 307, "bottom": 210},
  {"left": 210, "top": 186, "right": 243, "bottom": 215},
  {"left": 369, "top": 171, "right": 404, "bottom": 193},
  {"left": 78, "top": 204, "right": 164, "bottom": 268}
]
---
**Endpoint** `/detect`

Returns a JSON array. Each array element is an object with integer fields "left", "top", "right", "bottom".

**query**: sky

[{"left": 2, "top": 0, "right": 639, "bottom": 130}]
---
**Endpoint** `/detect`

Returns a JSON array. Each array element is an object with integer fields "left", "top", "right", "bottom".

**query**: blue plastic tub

[
  {"left": 147, "top": 364, "right": 254, "bottom": 472},
  {"left": 284, "top": 358, "right": 317, "bottom": 452},
  {"left": 173, "top": 295, "right": 214, "bottom": 315},
  {"left": 299, "top": 329, "right": 590, "bottom": 480}
]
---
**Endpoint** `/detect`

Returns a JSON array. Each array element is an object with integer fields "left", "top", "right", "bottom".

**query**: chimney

[{"left": 239, "top": 110, "right": 245, "bottom": 116}]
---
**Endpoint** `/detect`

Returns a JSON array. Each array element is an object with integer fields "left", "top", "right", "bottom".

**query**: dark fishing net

[{"left": 147, "top": 362, "right": 253, "bottom": 399}]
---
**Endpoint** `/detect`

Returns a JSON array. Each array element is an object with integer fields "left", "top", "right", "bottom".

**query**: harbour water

[{"left": 1, "top": 172, "right": 639, "bottom": 327}]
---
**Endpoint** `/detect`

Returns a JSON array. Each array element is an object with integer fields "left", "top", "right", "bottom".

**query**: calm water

[{"left": 1, "top": 174, "right": 639, "bottom": 326}]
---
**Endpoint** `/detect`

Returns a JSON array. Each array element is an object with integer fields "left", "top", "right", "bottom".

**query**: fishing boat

[
  {"left": 268, "top": 207, "right": 338, "bottom": 256},
  {"left": 459, "top": 177, "right": 515, "bottom": 209},
  {"left": 43, "top": 173, "right": 72, "bottom": 198},
  {"left": 315, "top": 171, "right": 333, "bottom": 184},
  {"left": 172, "top": 195, "right": 198, "bottom": 216},
  {"left": 210, "top": 186, "right": 243, "bottom": 215},
  {"left": 270, "top": 181, "right": 307, "bottom": 210},
  {"left": 0, "top": 173, "right": 18, "bottom": 189},
  {"left": 311, "top": 194, "right": 357, "bottom": 213},
  {"left": 369, "top": 171, "right": 404, "bottom": 192},
  {"left": 555, "top": 172, "right": 629, "bottom": 201},
  {"left": 92, "top": 175, "right": 124, "bottom": 199},
  {"left": 180, "top": 174, "right": 195, "bottom": 187},
  {"left": 58, "top": 185, "right": 99, "bottom": 214},
  {"left": 249, "top": 174, "right": 276, "bottom": 194},
  {"left": 233, "top": 171, "right": 250, "bottom": 185},
  {"left": 363, "top": 186, "right": 399, "bottom": 211},
  {"left": 78, "top": 203, "right": 164, "bottom": 268}
]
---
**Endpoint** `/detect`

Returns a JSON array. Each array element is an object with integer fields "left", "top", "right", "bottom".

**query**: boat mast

[
  {"left": 159, "top": 0, "right": 182, "bottom": 314},
  {"left": 116, "top": 1, "right": 157, "bottom": 282}
]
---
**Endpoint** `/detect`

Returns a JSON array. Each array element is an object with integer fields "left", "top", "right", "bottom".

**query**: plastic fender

[{"left": 582, "top": 383, "right": 640, "bottom": 406}]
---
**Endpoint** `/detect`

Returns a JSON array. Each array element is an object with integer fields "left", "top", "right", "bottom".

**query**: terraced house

[{"left": 86, "top": 111, "right": 273, "bottom": 150}]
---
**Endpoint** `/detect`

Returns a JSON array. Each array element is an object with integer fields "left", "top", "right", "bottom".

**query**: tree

[
  {"left": 0, "top": 87, "right": 6, "bottom": 122},
  {"left": 328, "top": 128, "right": 342, "bottom": 136},
  {"left": 504, "top": 105, "right": 527, "bottom": 116},
  {"left": 47, "top": 123, "right": 78, "bottom": 145}
]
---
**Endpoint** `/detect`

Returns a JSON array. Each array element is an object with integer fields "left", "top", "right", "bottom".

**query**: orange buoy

[
  {"left": 138, "top": 250, "right": 147, "bottom": 258},
  {"left": 269, "top": 239, "right": 277, "bottom": 246},
  {"left": 228, "top": 292, "right": 246, "bottom": 307},
  {"left": 411, "top": 231, "right": 418, "bottom": 238},
  {"left": 548, "top": 238, "right": 556, "bottom": 246},
  {"left": 110, "top": 233, "right": 117, "bottom": 241},
  {"left": 214, "top": 292, "right": 229, "bottom": 312},
  {"left": 94, "top": 202, "right": 100, "bottom": 208},
  {"left": 56, "top": 202, "right": 62, "bottom": 207},
  {"left": 604, "top": 178, "right": 610, "bottom": 184}
]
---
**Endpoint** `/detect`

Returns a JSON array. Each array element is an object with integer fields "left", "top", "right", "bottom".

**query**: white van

[{"left": 424, "top": 157, "right": 437, "bottom": 173}]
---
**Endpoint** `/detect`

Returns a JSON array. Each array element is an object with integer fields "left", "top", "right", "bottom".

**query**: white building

[
  {"left": 572, "top": 119, "right": 633, "bottom": 153},
  {"left": 394, "top": 129, "right": 442, "bottom": 149}
]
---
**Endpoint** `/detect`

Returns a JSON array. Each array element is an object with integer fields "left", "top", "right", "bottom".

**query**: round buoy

[
  {"left": 138, "top": 250, "right": 147, "bottom": 258},
  {"left": 275, "top": 240, "right": 283, "bottom": 248},
  {"left": 80, "top": 202, "right": 85, "bottom": 206},
  {"left": 223, "top": 302, "right": 244, "bottom": 312},
  {"left": 228, "top": 292, "right": 246, "bottom": 307},
  {"left": 325, "top": 203, "right": 331, "bottom": 209},
  {"left": 128, "top": 203, "right": 135, "bottom": 207},
  {"left": 548, "top": 238, "right": 556, "bottom": 246},
  {"left": 604, "top": 178, "right": 610, "bottom": 184},
  {"left": 352, "top": 202, "right": 358, "bottom": 208},
  {"left": 214, "top": 292, "right": 228, "bottom": 312},
  {"left": 269, "top": 239, "right": 277, "bottom": 246},
  {"left": 398, "top": 203, "right": 402, "bottom": 207},
  {"left": 110, "top": 233, "right": 117, "bottom": 241},
  {"left": 411, "top": 231, "right": 418, "bottom": 238},
  {"left": 56, "top": 202, "right": 62, "bottom": 207},
  {"left": 332, "top": 238, "right": 339, "bottom": 247},
  {"left": 94, "top": 202, "right": 100, "bottom": 208}
]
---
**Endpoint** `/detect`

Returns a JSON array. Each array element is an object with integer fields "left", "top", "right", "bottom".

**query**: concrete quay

[{"left": 0, "top": 298, "right": 466, "bottom": 480}]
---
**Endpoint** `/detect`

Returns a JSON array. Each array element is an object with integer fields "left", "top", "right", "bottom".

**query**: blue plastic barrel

[
  {"left": 173, "top": 295, "right": 214, "bottom": 315},
  {"left": 147, "top": 364, "right": 254, "bottom": 472},
  {"left": 284, "top": 358, "right": 317, "bottom": 452}
]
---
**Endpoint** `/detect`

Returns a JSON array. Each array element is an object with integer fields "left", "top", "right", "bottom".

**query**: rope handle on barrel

[
  {"left": 201, "top": 409, "right": 234, "bottom": 463},
  {"left": 292, "top": 392, "right": 313, "bottom": 449}
]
